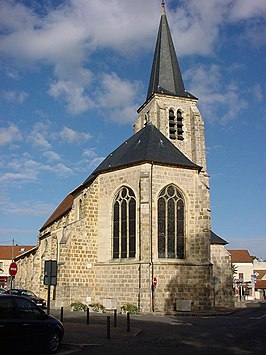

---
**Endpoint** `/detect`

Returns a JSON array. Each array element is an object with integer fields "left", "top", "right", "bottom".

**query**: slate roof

[
  {"left": 228, "top": 250, "right": 253, "bottom": 263},
  {"left": 83, "top": 123, "right": 201, "bottom": 185},
  {"left": 0, "top": 245, "right": 35, "bottom": 260},
  {"left": 41, "top": 124, "right": 200, "bottom": 231},
  {"left": 40, "top": 194, "right": 74, "bottom": 231},
  {"left": 146, "top": 4, "right": 196, "bottom": 101},
  {"left": 210, "top": 231, "right": 228, "bottom": 245}
]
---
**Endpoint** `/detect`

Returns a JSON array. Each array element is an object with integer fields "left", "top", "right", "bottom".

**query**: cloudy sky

[{"left": 0, "top": 0, "right": 265, "bottom": 259}]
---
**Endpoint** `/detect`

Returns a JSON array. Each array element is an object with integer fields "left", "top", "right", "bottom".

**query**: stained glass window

[
  {"left": 158, "top": 185, "right": 185, "bottom": 259},
  {"left": 113, "top": 187, "right": 136, "bottom": 259}
]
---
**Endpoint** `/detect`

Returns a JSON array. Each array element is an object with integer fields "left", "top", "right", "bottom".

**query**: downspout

[
  {"left": 150, "top": 162, "right": 154, "bottom": 312},
  {"left": 138, "top": 178, "right": 142, "bottom": 312}
]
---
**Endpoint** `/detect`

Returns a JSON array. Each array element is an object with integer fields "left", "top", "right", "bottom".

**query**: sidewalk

[
  {"left": 50, "top": 306, "right": 237, "bottom": 349},
  {"left": 51, "top": 310, "right": 141, "bottom": 350}
]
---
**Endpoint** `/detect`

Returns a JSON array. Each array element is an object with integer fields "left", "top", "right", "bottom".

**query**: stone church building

[{"left": 15, "top": 2, "right": 234, "bottom": 312}]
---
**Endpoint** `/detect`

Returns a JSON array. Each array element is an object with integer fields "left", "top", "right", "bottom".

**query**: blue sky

[{"left": 0, "top": 0, "right": 266, "bottom": 259}]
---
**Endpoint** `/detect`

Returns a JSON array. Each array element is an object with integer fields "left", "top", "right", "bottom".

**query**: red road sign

[
  {"left": 153, "top": 277, "right": 157, "bottom": 287},
  {"left": 9, "top": 262, "right": 18, "bottom": 276}
]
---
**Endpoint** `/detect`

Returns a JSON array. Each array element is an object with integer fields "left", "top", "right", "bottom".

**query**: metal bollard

[
  {"left": 86, "top": 307, "right": 90, "bottom": 325},
  {"left": 114, "top": 309, "right": 117, "bottom": 327},
  {"left": 60, "top": 306, "right": 63, "bottom": 323},
  {"left": 127, "top": 312, "right": 130, "bottom": 332},
  {"left": 107, "top": 316, "right": 111, "bottom": 339}
]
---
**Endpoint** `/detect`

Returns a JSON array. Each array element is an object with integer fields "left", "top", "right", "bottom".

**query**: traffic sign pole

[{"left": 9, "top": 262, "right": 18, "bottom": 290}]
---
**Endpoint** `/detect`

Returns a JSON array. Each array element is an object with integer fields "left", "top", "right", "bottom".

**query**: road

[{"left": 58, "top": 303, "right": 266, "bottom": 355}]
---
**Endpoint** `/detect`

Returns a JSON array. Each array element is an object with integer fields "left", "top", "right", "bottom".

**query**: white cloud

[
  {"left": 0, "top": 199, "right": 56, "bottom": 217},
  {"left": 28, "top": 121, "right": 52, "bottom": 150},
  {"left": 59, "top": 126, "right": 91, "bottom": 143},
  {"left": 42, "top": 150, "right": 60, "bottom": 161},
  {"left": 80, "top": 148, "right": 105, "bottom": 172},
  {"left": 229, "top": 0, "right": 266, "bottom": 21},
  {"left": 185, "top": 64, "right": 247, "bottom": 123},
  {"left": 1, "top": 90, "right": 28, "bottom": 103},
  {"left": 48, "top": 78, "right": 95, "bottom": 114},
  {"left": 97, "top": 72, "right": 141, "bottom": 123},
  {"left": 0, "top": 171, "right": 38, "bottom": 184},
  {"left": 0, "top": 0, "right": 265, "bottom": 117},
  {"left": 53, "top": 163, "right": 74, "bottom": 177},
  {"left": 0, "top": 123, "right": 23, "bottom": 146}
]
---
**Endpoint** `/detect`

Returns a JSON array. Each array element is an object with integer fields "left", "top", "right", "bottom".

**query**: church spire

[
  {"left": 146, "top": 1, "right": 193, "bottom": 100},
  {"left": 161, "top": 0, "right": 166, "bottom": 15}
]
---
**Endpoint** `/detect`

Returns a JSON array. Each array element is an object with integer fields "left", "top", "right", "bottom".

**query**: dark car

[
  {"left": 5, "top": 288, "right": 46, "bottom": 308},
  {"left": 0, "top": 294, "right": 64, "bottom": 354}
]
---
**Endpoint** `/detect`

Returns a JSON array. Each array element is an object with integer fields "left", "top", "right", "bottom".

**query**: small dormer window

[{"left": 169, "top": 109, "right": 176, "bottom": 139}]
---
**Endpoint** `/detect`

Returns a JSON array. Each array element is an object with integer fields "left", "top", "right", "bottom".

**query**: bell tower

[{"left": 135, "top": 1, "right": 208, "bottom": 174}]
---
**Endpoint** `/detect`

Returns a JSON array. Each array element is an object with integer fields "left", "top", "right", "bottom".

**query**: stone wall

[{"left": 211, "top": 245, "right": 234, "bottom": 307}]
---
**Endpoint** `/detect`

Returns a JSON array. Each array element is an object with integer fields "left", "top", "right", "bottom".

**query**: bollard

[
  {"left": 86, "top": 307, "right": 90, "bottom": 325},
  {"left": 60, "top": 307, "right": 63, "bottom": 323},
  {"left": 107, "top": 316, "right": 111, "bottom": 339},
  {"left": 114, "top": 309, "right": 117, "bottom": 327},
  {"left": 127, "top": 312, "right": 130, "bottom": 332}
]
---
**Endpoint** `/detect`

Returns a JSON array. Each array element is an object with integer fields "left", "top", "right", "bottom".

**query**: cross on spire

[{"left": 161, "top": 0, "right": 166, "bottom": 15}]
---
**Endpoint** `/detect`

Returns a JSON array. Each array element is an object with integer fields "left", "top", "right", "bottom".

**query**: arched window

[
  {"left": 113, "top": 187, "right": 136, "bottom": 259},
  {"left": 176, "top": 110, "right": 184, "bottom": 140},
  {"left": 169, "top": 109, "right": 176, "bottom": 139},
  {"left": 158, "top": 185, "right": 185, "bottom": 259},
  {"left": 78, "top": 199, "right": 83, "bottom": 219}
]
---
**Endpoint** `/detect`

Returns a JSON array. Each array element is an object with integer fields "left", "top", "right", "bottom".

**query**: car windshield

[{"left": 21, "top": 290, "right": 36, "bottom": 297}]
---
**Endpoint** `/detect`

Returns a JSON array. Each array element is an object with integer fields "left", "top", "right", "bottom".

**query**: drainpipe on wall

[
  {"left": 138, "top": 178, "right": 142, "bottom": 312},
  {"left": 150, "top": 162, "right": 154, "bottom": 312}
]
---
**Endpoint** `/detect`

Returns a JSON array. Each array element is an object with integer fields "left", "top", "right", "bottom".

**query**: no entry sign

[
  {"left": 9, "top": 262, "right": 18, "bottom": 277},
  {"left": 153, "top": 277, "right": 157, "bottom": 288}
]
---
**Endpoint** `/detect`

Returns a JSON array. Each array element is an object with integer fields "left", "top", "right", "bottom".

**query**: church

[{"left": 15, "top": 2, "right": 234, "bottom": 312}]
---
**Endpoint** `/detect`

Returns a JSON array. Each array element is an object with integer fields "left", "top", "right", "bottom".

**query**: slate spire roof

[
  {"left": 146, "top": 1, "right": 196, "bottom": 101},
  {"left": 83, "top": 123, "right": 201, "bottom": 185}
]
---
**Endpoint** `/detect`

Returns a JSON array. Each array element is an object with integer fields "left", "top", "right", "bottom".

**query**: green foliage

[
  {"left": 70, "top": 301, "right": 87, "bottom": 312},
  {"left": 89, "top": 303, "right": 106, "bottom": 312},
  {"left": 121, "top": 303, "right": 138, "bottom": 314}
]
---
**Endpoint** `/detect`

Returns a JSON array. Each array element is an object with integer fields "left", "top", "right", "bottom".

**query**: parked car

[
  {"left": 5, "top": 288, "right": 46, "bottom": 308},
  {"left": 0, "top": 294, "right": 64, "bottom": 353},
  {"left": 0, "top": 287, "right": 6, "bottom": 294}
]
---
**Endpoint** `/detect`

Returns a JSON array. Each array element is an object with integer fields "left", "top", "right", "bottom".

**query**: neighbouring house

[
  {"left": 14, "top": 2, "right": 234, "bottom": 312},
  {"left": 253, "top": 259, "right": 266, "bottom": 300},
  {"left": 228, "top": 249, "right": 255, "bottom": 300},
  {"left": 0, "top": 245, "right": 35, "bottom": 288}
]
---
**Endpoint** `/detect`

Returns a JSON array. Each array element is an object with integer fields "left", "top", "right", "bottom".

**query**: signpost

[
  {"left": 153, "top": 277, "right": 157, "bottom": 288},
  {"left": 44, "top": 260, "right": 57, "bottom": 314},
  {"left": 9, "top": 262, "right": 18, "bottom": 290},
  {"left": 9, "top": 262, "right": 18, "bottom": 277}
]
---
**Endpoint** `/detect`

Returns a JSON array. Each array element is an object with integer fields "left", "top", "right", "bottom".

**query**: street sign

[
  {"left": 44, "top": 260, "right": 57, "bottom": 285},
  {"left": 153, "top": 277, "right": 157, "bottom": 287},
  {"left": 9, "top": 262, "right": 18, "bottom": 276}
]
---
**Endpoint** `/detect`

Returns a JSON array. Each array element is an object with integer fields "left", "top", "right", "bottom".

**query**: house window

[
  {"left": 158, "top": 185, "right": 185, "bottom": 259},
  {"left": 113, "top": 186, "right": 136, "bottom": 259}
]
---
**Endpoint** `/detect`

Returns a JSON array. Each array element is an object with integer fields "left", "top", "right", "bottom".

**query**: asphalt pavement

[{"left": 51, "top": 307, "right": 237, "bottom": 354}]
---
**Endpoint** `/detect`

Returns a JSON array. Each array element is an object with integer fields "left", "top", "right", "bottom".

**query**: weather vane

[{"left": 162, "top": 0, "right": 166, "bottom": 14}]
